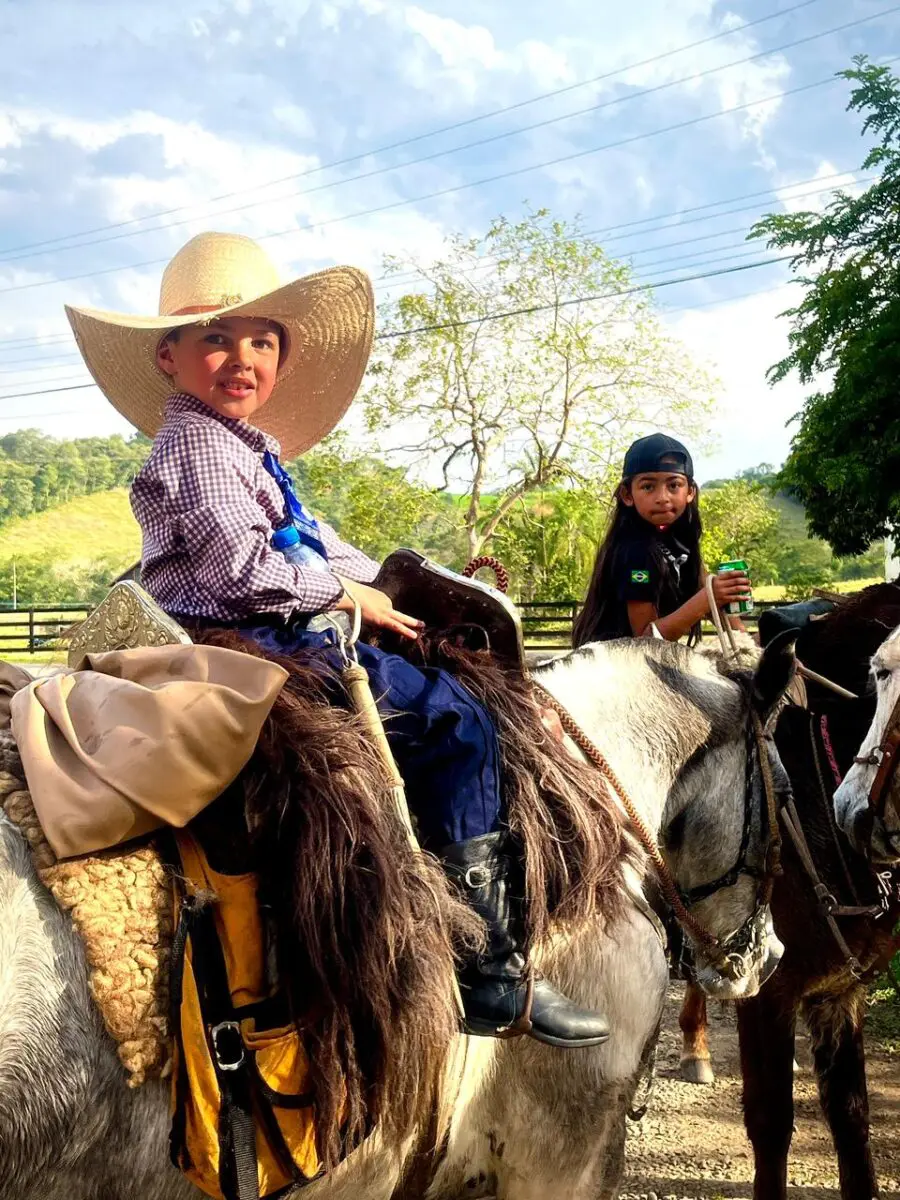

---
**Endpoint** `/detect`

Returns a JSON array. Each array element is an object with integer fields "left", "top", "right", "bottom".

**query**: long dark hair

[{"left": 573, "top": 477, "right": 703, "bottom": 647}]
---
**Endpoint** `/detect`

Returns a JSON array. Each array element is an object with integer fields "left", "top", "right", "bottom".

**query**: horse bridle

[
  {"left": 672, "top": 710, "right": 786, "bottom": 980},
  {"left": 854, "top": 689, "right": 900, "bottom": 836},
  {"left": 534, "top": 681, "right": 784, "bottom": 983}
]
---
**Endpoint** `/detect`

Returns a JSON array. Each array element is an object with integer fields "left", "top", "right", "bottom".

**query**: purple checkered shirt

[{"left": 130, "top": 392, "right": 379, "bottom": 621}]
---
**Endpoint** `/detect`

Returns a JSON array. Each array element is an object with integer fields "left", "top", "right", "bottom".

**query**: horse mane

[
  {"left": 191, "top": 625, "right": 627, "bottom": 1162},
  {"left": 798, "top": 582, "right": 900, "bottom": 699},
  {"left": 192, "top": 628, "right": 481, "bottom": 1170},
  {"left": 378, "top": 633, "right": 626, "bottom": 940}
]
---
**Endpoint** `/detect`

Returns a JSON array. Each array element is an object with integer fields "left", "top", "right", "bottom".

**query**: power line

[
  {"left": 0, "top": 168, "right": 867, "bottom": 351},
  {"left": 0, "top": 269, "right": 803, "bottom": 424},
  {"left": 2, "top": 7, "right": 886, "bottom": 268},
  {"left": 0, "top": 230, "right": 789, "bottom": 378},
  {"left": 0, "top": 0, "right": 829, "bottom": 262},
  {"left": 0, "top": 332, "right": 72, "bottom": 353},
  {"left": 370, "top": 175, "right": 871, "bottom": 295},
  {"left": 0, "top": 252, "right": 794, "bottom": 413},
  {"left": 377, "top": 254, "right": 795, "bottom": 339},
  {"left": 0, "top": 351, "right": 82, "bottom": 369},
  {"left": 0, "top": 65, "right": 867, "bottom": 300},
  {"left": 0, "top": 238, "right": 796, "bottom": 397}
]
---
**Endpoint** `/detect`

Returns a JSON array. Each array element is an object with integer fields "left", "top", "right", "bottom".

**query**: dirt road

[{"left": 621, "top": 984, "right": 900, "bottom": 1200}]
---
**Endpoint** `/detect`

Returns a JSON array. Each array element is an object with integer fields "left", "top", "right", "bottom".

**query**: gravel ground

[{"left": 621, "top": 983, "right": 900, "bottom": 1200}]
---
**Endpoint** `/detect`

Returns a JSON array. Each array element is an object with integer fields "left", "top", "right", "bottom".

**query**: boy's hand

[
  {"left": 710, "top": 570, "right": 751, "bottom": 609},
  {"left": 335, "top": 580, "right": 424, "bottom": 641}
]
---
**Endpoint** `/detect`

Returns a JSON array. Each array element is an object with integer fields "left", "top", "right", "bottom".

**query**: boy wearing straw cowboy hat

[{"left": 65, "top": 231, "right": 610, "bottom": 1049}]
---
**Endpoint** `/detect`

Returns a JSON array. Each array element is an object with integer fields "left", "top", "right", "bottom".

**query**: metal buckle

[
  {"left": 463, "top": 865, "right": 492, "bottom": 888},
  {"left": 210, "top": 1021, "right": 245, "bottom": 1072}
]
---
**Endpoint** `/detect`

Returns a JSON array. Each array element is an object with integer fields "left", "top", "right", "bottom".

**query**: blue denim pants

[{"left": 246, "top": 623, "right": 503, "bottom": 849}]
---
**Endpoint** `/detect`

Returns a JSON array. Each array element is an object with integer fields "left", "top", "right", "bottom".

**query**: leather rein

[
  {"left": 777, "top": 697, "right": 895, "bottom": 980},
  {"left": 532, "top": 684, "right": 782, "bottom": 981}
]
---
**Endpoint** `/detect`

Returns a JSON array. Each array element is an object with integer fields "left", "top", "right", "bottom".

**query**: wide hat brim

[{"left": 65, "top": 266, "right": 374, "bottom": 458}]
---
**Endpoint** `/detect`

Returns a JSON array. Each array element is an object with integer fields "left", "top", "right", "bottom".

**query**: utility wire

[
  {"left": 2, "top": 55, "right": 888, "bottom": 301},
  {"left": 0, "top": 278, "right": 805, "bottom": 424},
  {"left": 0, "top": 5, "right": 887, "bottom": 267},
  {"left": 0, "top": 251, "right": 795, "bottom": 411},
  {"left": 0, "top": 166, "right": 867, "bottom": 336},
  {"left": 0, "top": 0, "right": 830, "bottom": 261}
]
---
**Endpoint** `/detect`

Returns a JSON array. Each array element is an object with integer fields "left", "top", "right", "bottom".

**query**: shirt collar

[{"left": 165, "top": 392, "right": 282, "bottom": 457}]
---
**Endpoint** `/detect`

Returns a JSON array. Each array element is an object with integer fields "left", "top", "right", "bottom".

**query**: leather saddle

[
  {"left": 71, "top": 550, "right": 525, "bottom": 668},
  {"left": 374, "top": 549, "right": 524, "bottom": 667}
]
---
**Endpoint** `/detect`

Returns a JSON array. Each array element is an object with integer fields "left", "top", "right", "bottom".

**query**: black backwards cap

[{"left": 622, "top": 433, "right": 694, "bottom": 479}]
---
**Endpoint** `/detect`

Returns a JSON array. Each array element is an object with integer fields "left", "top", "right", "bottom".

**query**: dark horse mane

[
  {"left": 191, "top": 626, "right": 624, "bottom": 1170},
  {"left": 797, "top": 582, "right": 900, "bottom": 702}
]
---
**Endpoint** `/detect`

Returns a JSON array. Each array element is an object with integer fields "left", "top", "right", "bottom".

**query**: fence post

[{"left": 28, "top": 608, "right": 35, "bottom": 655}]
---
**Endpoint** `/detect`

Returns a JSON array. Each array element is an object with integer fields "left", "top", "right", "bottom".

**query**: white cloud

[
  {"left": 775, "top": 160, "right": 863, "bottom": 214},
  {"left": 272, "top": 103, "right": 316, "bottom": 141},
  {"left": 0, "top": 0, "right": 883, "bottom": 470},
  {"left": 665, "top": 280, "right": 805, "bottom": 479}
]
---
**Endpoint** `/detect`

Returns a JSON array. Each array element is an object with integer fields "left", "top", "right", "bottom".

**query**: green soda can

[{"left": 717, "top": 559, "right": 753, "bottom": 616}]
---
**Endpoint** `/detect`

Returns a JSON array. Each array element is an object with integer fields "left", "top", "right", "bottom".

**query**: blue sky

[{"left": 0, "top": 0, "right": 897, "bottom": 482}]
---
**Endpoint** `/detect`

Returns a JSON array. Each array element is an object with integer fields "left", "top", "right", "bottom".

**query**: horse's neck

[{"left": 536, "top": 649, "right": 685, "bottom": 837}]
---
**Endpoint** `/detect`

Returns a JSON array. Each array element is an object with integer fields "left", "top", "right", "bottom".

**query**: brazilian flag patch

[{"left": 631, "top": 569, "right": 650, "bottom": 583}]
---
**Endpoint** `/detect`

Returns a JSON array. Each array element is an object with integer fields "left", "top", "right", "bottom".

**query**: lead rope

[
  {"left": 530, "top": 680, "right": 722, "bottom": 955},
  {"left": 705, "top": 575, "right": 740, "bottom": 660},
  {"left": 705, "top": 576, "right": 858, "bottom": 701},
  {"left": 809, "top": 715, "right": 863, "bottom": 907},
  {"left": 462, "top": 556, "right": 510, "bottom": 593}
]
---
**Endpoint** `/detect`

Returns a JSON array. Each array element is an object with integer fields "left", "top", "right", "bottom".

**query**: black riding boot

[{"left": 440, "top": 831, "right": 610, "bottom": 1048}]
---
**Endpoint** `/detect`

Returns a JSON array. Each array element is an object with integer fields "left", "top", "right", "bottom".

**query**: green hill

[
  {"left": 0, "top": 490, "right": 141, "bottom": 607},
  {"left": 0, "top": 489, "right": 141, "bottom": 566}
]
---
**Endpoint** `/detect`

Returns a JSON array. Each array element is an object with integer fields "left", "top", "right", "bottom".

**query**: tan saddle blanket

[{"left": 0, "top": 647, "right": 288, "bottom": 1086}]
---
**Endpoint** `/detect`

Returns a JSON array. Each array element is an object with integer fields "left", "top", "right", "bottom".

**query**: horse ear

[{"left": 751, "top": 628, "right": 799, "bottom": 720}]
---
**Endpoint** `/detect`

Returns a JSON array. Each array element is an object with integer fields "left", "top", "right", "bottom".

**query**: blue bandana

[{"left": 262, "top": 451, "right": 330, "bottom": 569}]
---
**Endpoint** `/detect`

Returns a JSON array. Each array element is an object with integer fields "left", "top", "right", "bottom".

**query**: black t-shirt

[{"left": 596, "top": 524, "right": 696, "bottom": 640}]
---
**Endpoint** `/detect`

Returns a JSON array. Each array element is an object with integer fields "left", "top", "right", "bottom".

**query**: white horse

[
  {"left": 834, "top": 623, "right": 900, "bottom": 863},
  {"left": 0, "top": 635, "right": 794, "bottom": 1200}
]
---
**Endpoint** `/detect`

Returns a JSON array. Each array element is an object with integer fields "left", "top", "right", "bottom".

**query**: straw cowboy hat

[{"left": 65, "top": 232, "right": 375, "bottom": 458}]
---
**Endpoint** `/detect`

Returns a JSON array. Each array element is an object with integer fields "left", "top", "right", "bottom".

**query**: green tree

[
  {"left": 699, "top": 479, "right": 780, "bottom": 576},
  {"left": 287, "top": 435, "right": 464, "bottom": 567},
  {"left": 490, "top": 486, "right": 613, "bottom": 602},
  {"left": 752, "top": 58, "right": 900, "bottom": 556},
  {"left": 365, "top": 209, "right": 716, "bottom": 559},
  {"left": 0, "top": 431, "right": 150, "bottom": 528}
]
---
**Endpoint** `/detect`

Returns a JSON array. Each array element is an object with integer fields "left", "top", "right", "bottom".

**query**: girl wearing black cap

[{"left": 573, "top": 433, "right": 750, "bottom": 646}]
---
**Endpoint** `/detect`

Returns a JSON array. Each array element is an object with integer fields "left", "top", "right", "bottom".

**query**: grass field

[
  {"left": 754, "top": 578, "right": 883, "bottom": 602},
  {"left": 0, "top": 489, "right": 140, "bottom": 566}
]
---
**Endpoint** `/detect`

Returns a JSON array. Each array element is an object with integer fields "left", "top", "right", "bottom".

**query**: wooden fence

[
  {"left": 0, "top": 598, "right": 783, "bottom": 656},
  {"left": 520, "top": 598, "right": 780, "bottom": 650},
  {"left": 0, "top": 605, "right": 91, "bottom": 655}
]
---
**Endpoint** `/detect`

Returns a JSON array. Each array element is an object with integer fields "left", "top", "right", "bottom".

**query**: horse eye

[{"left": 875, "top": 668, "right": 892, "bottom": 682}]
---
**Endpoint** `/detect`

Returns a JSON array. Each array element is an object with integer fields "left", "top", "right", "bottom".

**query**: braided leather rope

[
  {"left": 462, "top": 556, "right": 510, "bottom": 594},
  {"left": 463, "top": 554, "right": 737, "bottom": 956},
  {"left": 531, "top": 681, "right": 721, "bottom": 952}
]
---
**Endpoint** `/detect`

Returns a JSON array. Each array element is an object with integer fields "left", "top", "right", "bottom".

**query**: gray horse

[{"left": 0, "top": 635, "right": 794, "bottom": 1200}]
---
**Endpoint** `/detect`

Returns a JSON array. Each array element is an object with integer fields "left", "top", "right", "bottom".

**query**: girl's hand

[
  {"left": 710, "top": 570, "right": 751, "bottom": 609},
  {"left": 335, "top": 580, "right": 423, "bottom": 641}
]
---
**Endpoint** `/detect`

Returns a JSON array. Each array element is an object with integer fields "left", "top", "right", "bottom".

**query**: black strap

[
  {"left": 189, "top": 901, "right": 260, "bottom": 1200},
  {"left": 168, "top": 892, "right": 196, "bottom": 1173}
]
